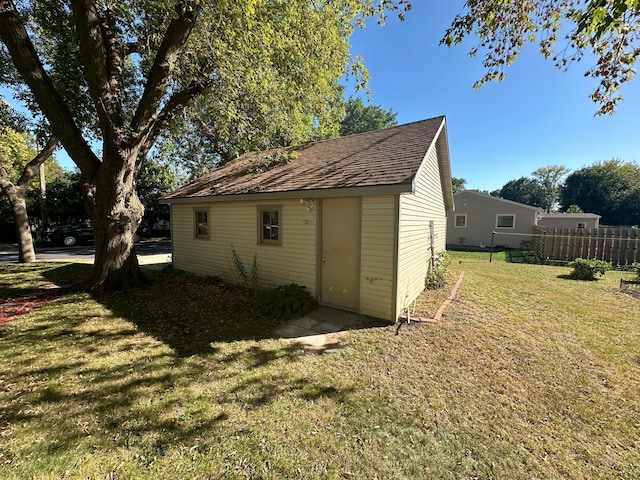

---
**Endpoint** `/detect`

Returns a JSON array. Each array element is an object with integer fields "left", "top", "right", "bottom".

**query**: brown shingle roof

[{"left": 162, "top": 116, "right": 446, "bottom": 200}]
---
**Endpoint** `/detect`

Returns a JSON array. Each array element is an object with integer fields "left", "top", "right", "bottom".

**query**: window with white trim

[
  {"left": 496, "top": 214, "right": 515, "bottom": 229},
  {"left": 258, "top": 205, "right": 282, "bottom": 245},
  {"left": 454, "top": 214, "right": 467, "bottom": 228},
  {"left": 194, "top": 208, "right": 209, "bottom": 239},
  {"left": 577, "top": 222, "right": 586, "bottom": 229}
]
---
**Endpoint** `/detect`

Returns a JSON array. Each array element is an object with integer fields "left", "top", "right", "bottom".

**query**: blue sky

[{"left": 345, "top": 2, "right": 640, "bottom": 192}]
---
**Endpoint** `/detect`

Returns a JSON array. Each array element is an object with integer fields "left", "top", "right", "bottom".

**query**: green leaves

[{"left": 443, "top": 0, "right": 640, "bottom": 115}]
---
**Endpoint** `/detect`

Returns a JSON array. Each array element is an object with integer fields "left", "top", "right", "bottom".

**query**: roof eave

[
  {"left": 160, "top": 183, "right": 412, "bottom": 205},
  {"left": 411, "top": 117, "right": 454, "bottom": 211}
]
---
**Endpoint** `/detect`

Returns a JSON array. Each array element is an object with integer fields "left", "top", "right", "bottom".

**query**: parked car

[
  {"left": 48, "top": 220, "right": 141, "bottom": 247},
  {"left": 47, "top": 220, "right": 94, "bottom": 246}
]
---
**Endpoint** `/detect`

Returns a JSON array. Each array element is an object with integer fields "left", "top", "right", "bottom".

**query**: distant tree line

[{"left": 454, "top": 160, "right": 640, "bottom": 226}]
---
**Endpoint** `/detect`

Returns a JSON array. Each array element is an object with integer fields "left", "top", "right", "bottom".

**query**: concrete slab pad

[
  {"left": 290, "top": 317, "right": 319, "bottom": 329},
  {"left": 312, "top": 322, "right": 343, "bottom": 334},
  {"left": 275, "top": 324, "right": 316, "bottom": 338}
]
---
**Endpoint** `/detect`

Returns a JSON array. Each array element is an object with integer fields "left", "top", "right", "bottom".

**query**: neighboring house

[
  {"left": 537, "top": 213, "right": 600, "bottom": 229},
  {"left": 161, "top": 116, "right": 454, "bottom": 322},
  {"left": 447, "top": 191, "right": 543, "bottom": 249}
]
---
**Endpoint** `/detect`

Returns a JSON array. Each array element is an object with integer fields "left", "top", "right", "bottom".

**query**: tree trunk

[
  {"left": 4, "top": 185, "right": 36, "bottom": 263},
  {"left": 85, "top": 152, "right": 146, "bottom": 292}
]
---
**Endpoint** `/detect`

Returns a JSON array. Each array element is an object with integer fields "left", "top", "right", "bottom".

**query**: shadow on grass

[
  {"left": 504, "top": 250, "right": 544, "bottom": 264},
  {"left": 1, "top": 264, "right": 357, "bottom": 466},
  {"left": 37, "top": 265, "right": 379, "bottom": 358},
  {"left": 556, "top": 274, "right": 599, "bottom": 281}
]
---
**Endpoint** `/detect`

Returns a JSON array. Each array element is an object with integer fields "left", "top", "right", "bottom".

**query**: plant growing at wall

[
  {"left": 258, "top": 283, "right": 318, "bottom": 320},
  {"left": 567, "top": 258, "right": 611, "bottom": 281},
  {"left": 425, "top": 251, "right": 450, "bottom": 290},
  {"left": 229, "top": 245, "right": 258, "bottom": 292}
]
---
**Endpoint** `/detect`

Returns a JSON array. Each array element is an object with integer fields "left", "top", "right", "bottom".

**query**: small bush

[
  {"left": 632, "top": 263, "right": 640, "bottom": 281},
  {"left": 567, "top": 258, "right": 611, "bottom": 281},
  {"left": 425, "top": 251, "right": 450, "bottom": 290},
  {"left": 258, "top": 283, "right": 318, "bottom": 320}
]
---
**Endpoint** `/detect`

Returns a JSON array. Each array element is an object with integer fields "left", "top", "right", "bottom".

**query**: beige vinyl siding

[
  {"left": 359, "top": 195, "right": 396, "bottom": 320},
  {"left": 396, "top": 146, "right": 447, "bottom": 317},
  {"left": 171, "top": 199, "right": 317, "bottom": 294}
]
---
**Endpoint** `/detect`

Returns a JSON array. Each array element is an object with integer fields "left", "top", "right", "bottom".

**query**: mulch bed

[{"left": 0, "top": 286, "right": 66, "bottom": 328}]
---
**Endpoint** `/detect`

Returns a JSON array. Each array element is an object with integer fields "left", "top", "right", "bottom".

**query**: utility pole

[{"left": 39, "top": 161, "right": 47, "bottom": 241}]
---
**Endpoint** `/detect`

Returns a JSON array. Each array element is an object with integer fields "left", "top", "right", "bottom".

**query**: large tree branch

[
  {"left": 17, "top": 135, "right": 58, "bottom": 188},
  {"left": 130, "top": 3, "right": 200, "bottom": 140},
  {"left": 69, "top": 0, "right": 110, "bottom": 135},
  {"left": 141, "top": 81, "right": 207, "bottom": 157},
  {"left": 70, "top": 0, "right": 125, "bottom": 135},
  {"left": 0, "top": 0, "right": 101, "bottom": 175},
  {"left": 0, "top": 162, "right": 13, "bottom": 191}
]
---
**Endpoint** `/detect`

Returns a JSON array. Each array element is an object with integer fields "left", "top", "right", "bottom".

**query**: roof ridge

[{"left": 235, "top": 115, "right": 447, "bottom": 159}]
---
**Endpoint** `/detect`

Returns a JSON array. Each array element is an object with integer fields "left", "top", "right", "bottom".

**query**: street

[{"left": 0, "top": 239, "right": 172, "bottom": 267}]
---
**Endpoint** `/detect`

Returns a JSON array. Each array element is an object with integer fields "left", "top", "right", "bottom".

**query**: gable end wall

[{"left": 396, "top": 146, "right": 447, "bottom": 317}]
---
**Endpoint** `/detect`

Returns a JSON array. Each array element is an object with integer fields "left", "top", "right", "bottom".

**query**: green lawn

[{"left": 1, "top": 253, "right": 639, "bottom": 479}]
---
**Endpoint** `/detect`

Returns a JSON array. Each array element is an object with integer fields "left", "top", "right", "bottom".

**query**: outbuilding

[
  {"left": 537, "top": 213, "right": 601, "bottom": 229},
  {"left": 161, "top": 116, "right": 454, "bottom": 321}
]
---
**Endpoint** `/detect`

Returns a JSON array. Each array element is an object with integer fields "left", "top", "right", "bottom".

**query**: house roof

[
  {"left": 161, "top": 116, "right": 453, "bottom": 207},
  {"left": 454, "top": 190, "right": 543, "bottom": 211}
]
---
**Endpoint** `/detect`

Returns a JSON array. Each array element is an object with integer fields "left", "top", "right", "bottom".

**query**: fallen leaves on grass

[{"left": 0, "top": 289, "right": 64, "bottom": 327}]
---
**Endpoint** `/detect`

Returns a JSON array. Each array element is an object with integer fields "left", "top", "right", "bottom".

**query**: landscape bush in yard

[
  {"left": 633, "top": 262, "right": 640, "bottom": 280},
  {"left": 567, "top": 257, "right": 611, "bottom": 280},
  {"left": 258, "top": 283, "right": 318, "bottom": 320}
]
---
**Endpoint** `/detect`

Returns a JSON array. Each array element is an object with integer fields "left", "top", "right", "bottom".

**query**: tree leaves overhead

[{"left": 442, "top": 0, "right": 640, "bottom": 115}]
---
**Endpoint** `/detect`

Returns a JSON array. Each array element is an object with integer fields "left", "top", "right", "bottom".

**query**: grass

[{"left": 1, "top": 254, "right": 639, "bottom": 479}]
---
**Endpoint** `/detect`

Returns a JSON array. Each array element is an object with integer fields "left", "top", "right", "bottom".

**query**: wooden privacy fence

[{"left": 531, "top": 226, "right": 640, "bottom": 266}]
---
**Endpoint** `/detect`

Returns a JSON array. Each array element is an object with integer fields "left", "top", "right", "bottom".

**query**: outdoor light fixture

[{"left": 300, "top": 198, "right": 315, "bottom": 210}]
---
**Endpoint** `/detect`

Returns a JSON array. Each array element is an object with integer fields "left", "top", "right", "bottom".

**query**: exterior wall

[
  {"left": 171, "top": 199, "right": 317, "bottom": 294},
  {"left": 359, "top": 195, "right": 396, "bottom": 320},
  {"left": 396, "top": 146, "right": 448, "bottom": 317},
  {"left": 537, "top": 215, "right": 600, "bottom": 229},
  {"left": 447, "top": 192, "right": 541, "bottom": 249}
]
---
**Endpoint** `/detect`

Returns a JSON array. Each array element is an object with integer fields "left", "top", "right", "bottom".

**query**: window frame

[
  {"left": 194, "top": 208, "right": 210, "bottom": 240},
  {"left": 577, "top": 222, "right": 587, "bottom": 229},
  {"left": 257, "top": 205, "right": 282, "bottom": 246},
  {"left": 495, "top": 214, "right": 516, "bottom": 229},
  {"left": 454, "top": 214, "right": 467, "bottom": 228}
]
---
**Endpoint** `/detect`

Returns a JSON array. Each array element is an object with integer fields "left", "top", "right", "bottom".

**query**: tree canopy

[
  {"left": 339, "top": 96, "right": 398, "bottom": 136},
  {"left": 494, "top": 176, "right": 546, "bottom": 208},
  {"left": 492, "top": 165, "right": 569, "bottom": 211},
  {"left": 451, "top": 177, "right": 467, "bottom": 193},
  {"left": 442, "top": 0, "right": 640, "bottom": 114},
  {"left": 0, "top": 0, "right": 410, "bottom": 290},
  {"left": 560, "top": 159, "right": 640, "bottom": 225}
]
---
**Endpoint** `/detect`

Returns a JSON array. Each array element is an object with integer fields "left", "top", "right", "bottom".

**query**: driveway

[{"left": 0, "top": 239, "right": 172, "bottom": 268}]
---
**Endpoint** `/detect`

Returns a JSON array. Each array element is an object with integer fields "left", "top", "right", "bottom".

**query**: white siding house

[{"left": 162, "top": 117, "right": 454, "bottom": 321}]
